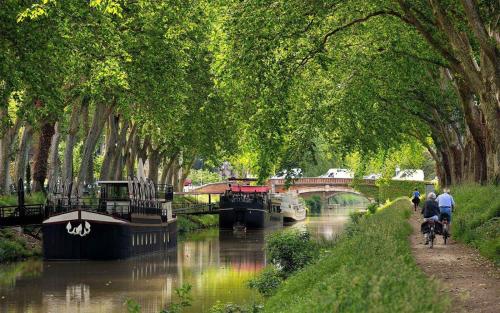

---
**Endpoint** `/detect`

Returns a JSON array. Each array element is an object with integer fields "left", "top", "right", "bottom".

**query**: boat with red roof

[{"left": 219, "top": 184, "right": 282, "bottom": 229}]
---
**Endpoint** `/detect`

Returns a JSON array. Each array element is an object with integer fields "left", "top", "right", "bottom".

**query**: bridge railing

[{"left": 269, "top": 177, "right": 376, "bottom": 185}]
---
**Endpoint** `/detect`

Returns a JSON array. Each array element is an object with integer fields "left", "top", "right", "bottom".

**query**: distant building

[
  {"left": 393, "top": 167, "right": 425, "bottom": 181},
  {"left": 363, "top": 173, "right": 382, "bottom": 180},
  {"left": 272, "top": 168, "right": 303, "bottom": 179},
  {"left": 320, "top": 168, "right": 354, "bottom": 179}
]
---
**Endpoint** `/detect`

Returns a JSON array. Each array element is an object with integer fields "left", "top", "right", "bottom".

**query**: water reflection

[{"left": 0, "top": 208, "right": 353, "bottom": 313}]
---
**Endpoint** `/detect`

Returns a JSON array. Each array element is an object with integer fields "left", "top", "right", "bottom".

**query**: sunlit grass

[{"left": 263, "top": 199, "right": 449, "bottom": 313}]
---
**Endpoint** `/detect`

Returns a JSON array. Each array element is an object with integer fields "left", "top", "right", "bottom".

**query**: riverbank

[
  {"left": 450, "top": 184, "right": 499, "bottom": 265},
  {"left": 0, "top": 228, "right": 41, "bottom": 263},
  {"left": 177, "top": 214, "right": 219, "bottom": 235},
  {"left": 263, "top": 198, "right": 450, "bottom": 313}
]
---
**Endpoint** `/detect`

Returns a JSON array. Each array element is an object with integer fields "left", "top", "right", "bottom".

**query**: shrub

[
  {"left": 0, "top": 228, "right": 40, "bottom": 262},
  {"left": 176, "top": 216, "right": 199, "bottom": 234},
  {"left": 366, "top": 203, "right": 378, "bottom": 214},
  {"left": 248, "top": 266, "right": 283, "bottom": 297},
  {"left": 265, "top": 230, "right": 318, "bottom": 277}
]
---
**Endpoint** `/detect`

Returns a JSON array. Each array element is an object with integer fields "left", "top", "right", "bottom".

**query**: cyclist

[
  {"left": 421, "top": 192, "right": 440, "bottom": 244},
  {"left": 436, "top": 188, "right": 455, "bottom": 231},
  {"left": 411, "top": 188, "right": 421, "bottom": 211}
]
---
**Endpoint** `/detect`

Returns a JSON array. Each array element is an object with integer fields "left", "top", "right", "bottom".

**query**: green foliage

[
  {"left": 0, "top": 228, "right": 41, "bottom": 262},
  {"left": 351, "top": 182, "right": 380, "bottom": 202},
  {"left": 378, "top": 179, "right": 427, "bottom": 202},
  {"left": 248, "top": 266, "right": 283, "bottom": 297},
  {"left": 366, "top": 203, "right": 378, "bottom": 214},
  {"left": 125, "top": 299, "right": 141, "bottom": 313},
  {"left": 209, "top": 302, "right": 263, "bottom": 313},
  {"left": 176, "top": 216, "right": 200, "bottom": 234},
  {"left": 328, "top": 193, "right": 369, "bottom": 206},
  {"left": 265, "top": 230, "right": 318, "bottom": 278},
  {"left": 349, "top": 211, "right": 366, "bottom": 225},
  {"left": 263, "top": 199, "right": 450, "bottom": 313},
  {"left": 162, "top": 284, "right": 193, "bottom": 313},
  {"left": 451, "top": 185, "right": 500, "bottom": 265},
  {"left": 304, "top": 195, "right": 322, "bottom": 214},
  {"left": 187, "top": 169, "right": 222, "bottom": 186},
  {"left": 177, "top": 215, "right": 219, "bottom": 234}
]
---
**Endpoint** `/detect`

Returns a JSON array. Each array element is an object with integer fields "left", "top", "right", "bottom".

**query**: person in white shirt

[{"left": 436, "top": 188, "right": 455, "bottom": 224}]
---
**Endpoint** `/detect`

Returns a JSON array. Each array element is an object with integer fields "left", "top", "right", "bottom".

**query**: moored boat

[
  {"left": 219, "top": 185, "right": 282, "bottom": 229},
  {"left": 42, "top": 178, "right": 176, "bottom": 260},
  {"left": 271, "top": 191, "right": 306, "bottom": 223}
]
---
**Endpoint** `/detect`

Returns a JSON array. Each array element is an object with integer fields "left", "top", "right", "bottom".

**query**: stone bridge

[
  {"left": 189, "top": 177, "right": 375, "bottom": 201},
  {"left": 268, "top": 177, "right": 376, "bottom": 202}
]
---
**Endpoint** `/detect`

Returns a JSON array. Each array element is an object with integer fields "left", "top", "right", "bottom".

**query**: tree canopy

[{"left": 0, "top": 0, "right": 498, "bottom": 194}]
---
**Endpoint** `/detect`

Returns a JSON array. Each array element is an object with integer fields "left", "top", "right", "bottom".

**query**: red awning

[{"left": 230, "top": 185, "right": 269, "bottom": 193}]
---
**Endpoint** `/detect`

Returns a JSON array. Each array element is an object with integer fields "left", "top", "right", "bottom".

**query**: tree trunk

[
  {"left": 15, "top": 124, "right": 33, "bottom": 184},
  {"left": 0, "top": 116, "right": 21, "bottom": 194},
  {"left": 160, "top": 153, "right": 177, "bottom": 185},
  {"left": 125, "top": 127, "right": 139, "bottom": 178},
  {"left": 110, "top": 119, "right": 129, "bottom": 180},
  {"left": 76, "top": 102, "right": 113, "bottom": 189},
  {"left": 147, "top": 147, "right": 161, "bottom": 184},
  {"left": 47, "top": 122, "right": 61, "bottom": 192},
  {"left": 32, "top": 122, "right": 56, "bottom": 193},
  {"left": 179, "top": 157, "right": 196, "bottom": 191},
  {"left": 100, "top": 114, "right": 119, "bottom": 180},
  {"left": 62, "top": 97, "right": 85, "bottom": 184}
]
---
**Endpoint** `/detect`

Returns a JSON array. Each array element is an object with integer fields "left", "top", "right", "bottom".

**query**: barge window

[
  {"left": 102, "top": 183, "right": 129, "bottom": 200},
  {"left": 132, "top": 236, "right": 134, "bottom": 246}
]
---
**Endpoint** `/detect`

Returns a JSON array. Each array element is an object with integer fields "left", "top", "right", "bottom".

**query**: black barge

[
  {"left": 219, "top": 185, "right": 282, "bottom": 229},
  {"left": 42, "top": 178, "right": 176, "bottom": 260}
]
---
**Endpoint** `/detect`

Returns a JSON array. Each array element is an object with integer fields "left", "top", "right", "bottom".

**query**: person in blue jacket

[{"left": 411, "top": 188, "right": 421, "bottom": 211}]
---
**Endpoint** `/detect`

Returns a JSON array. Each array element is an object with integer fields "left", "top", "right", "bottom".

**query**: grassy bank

[
  {"left": 0, "top": 192, "right": 46, "bottom": 206},
  {"left": 177, "top": 214, "right": 219, "bottom": 234},
  {"left": 451, "top": 184, "right": 500, "bottom": 265},
  {"left": 0, "top": 228, "right": 41, "bottom": 263},
  {"left": 263, "top": 199, "right": 449, "bottom": 313}
]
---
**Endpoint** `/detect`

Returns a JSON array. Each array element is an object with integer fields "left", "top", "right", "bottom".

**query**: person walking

[{"left": 411, "top": 188, "right": 421, "bottom": 211}]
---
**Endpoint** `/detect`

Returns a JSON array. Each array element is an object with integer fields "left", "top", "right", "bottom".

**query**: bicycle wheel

[
  {"left": 443, "top": 224, "right": 448, "bottom": 245},
  {"left": 429, "top": 230, "right": 434, "bottom": 249}
]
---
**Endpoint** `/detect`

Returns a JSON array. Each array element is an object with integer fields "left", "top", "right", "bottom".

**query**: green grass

[
  {"left": 0, "top": 228, "right": 41, "bottom": 263},
  {"left": 263, "top": 198, "right": 449, "bottom": 313},
  {"left": 177, "top": 214, "right": 219, "bottom": 234},
  {"left": 0, "top": 192, "right": 46, "bottom": 206},
  {"left": 451, "top": 184, "right": 500, "bottom": 265}
]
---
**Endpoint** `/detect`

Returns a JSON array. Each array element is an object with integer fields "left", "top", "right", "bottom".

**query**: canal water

[{"left": 0, "top": 207, "right": 358, "bottom": 313}]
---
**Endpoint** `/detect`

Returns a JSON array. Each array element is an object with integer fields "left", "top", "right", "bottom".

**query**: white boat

[{"left": 271, "top": 191, "right": 306, "bottom": 223}]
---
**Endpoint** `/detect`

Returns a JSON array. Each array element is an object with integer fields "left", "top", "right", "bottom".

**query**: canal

[{"left": 0, "top": 206, "right": 361, "bottom": 313}]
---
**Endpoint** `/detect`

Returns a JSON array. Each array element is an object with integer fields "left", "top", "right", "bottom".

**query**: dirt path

[{"left": 409, "top": 212, "right": 499, "bottom": 313}]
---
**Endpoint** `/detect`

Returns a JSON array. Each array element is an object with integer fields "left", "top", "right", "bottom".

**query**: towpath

[{"left": 409, "top": 212, "right": 499, "bottom": 313}]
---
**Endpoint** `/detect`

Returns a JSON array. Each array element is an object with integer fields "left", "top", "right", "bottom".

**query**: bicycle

[
  {"left": 428, "top": 220, "right": 436, "bottom": 248},
  {"left": 440, "top": 213, "right": 450, "bottom": 245}
]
